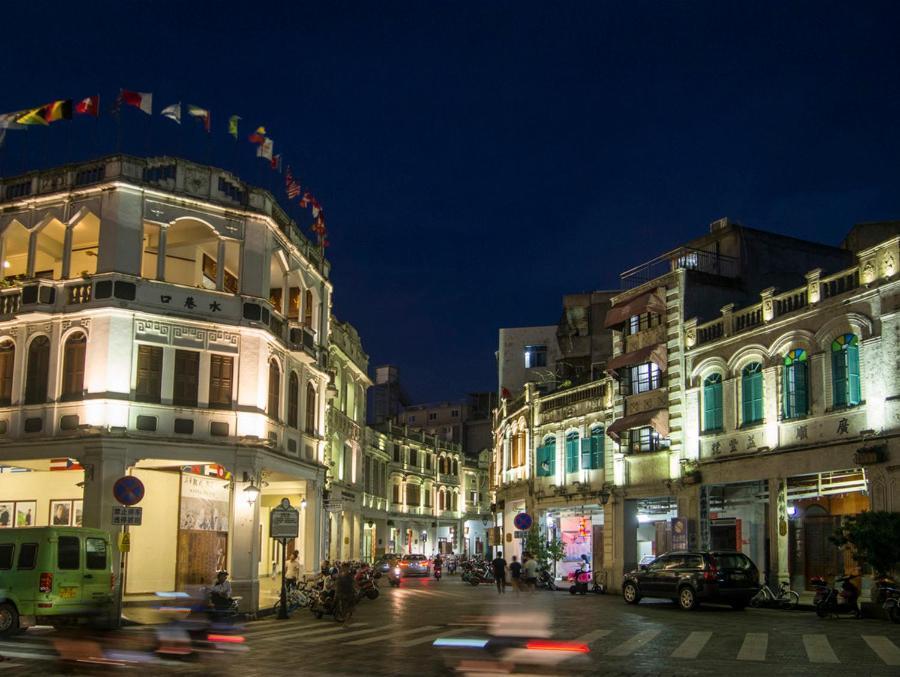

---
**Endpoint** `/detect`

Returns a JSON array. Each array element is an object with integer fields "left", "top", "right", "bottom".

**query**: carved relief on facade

[
  {"left": 61, "top": 318, "right": 91, "bottom": 335},
  {"left": 135, "top": 319, "right": 172, "bottom": 344},
  {"left": 184, "top": 168, "right": 210, "bottom": 197},
  {"left": 26, "top": 322, "right": 52, "bottom": 337},
  {"left": 207, "top": 329, "right": 240, "bottom": 352}
]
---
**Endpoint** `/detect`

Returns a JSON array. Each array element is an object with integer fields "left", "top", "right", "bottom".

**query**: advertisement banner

[{"left": 179, "top": 473, "right": 230, "bottom": 532}]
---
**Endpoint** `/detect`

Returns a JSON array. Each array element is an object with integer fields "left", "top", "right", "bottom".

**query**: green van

[{"left": 0, "top": 527, "right": 115, "bottom": 635}]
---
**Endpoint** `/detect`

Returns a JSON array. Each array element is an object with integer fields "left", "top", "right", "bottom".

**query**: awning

[
  {"left": 607, "top": 408, "right": 670, "bottom": 443},
  {"left": 604, "top": 288, "right": 667, "bottom": 328},
  {"left": 606, "top": 343, "right": 667, "bottom": 377}
]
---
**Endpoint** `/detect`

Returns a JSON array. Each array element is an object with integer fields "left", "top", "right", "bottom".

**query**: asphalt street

[{"left": 1, "top": 576, "right": 900, "bottom": 675}]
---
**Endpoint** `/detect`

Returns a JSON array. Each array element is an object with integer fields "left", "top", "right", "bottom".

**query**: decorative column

[
  {"left": 230, "top": 455, "right": 263, "bottom": 613},
  {"left": 216, "top": 239, "right": 226, "bottom": 291},
  {"left": 760, "top": 287, "right": 776, "bottom": 323},
  {"left": 768, "top": 477, "right": 790, "bottom": 585},
  {"left": 805, "top": 268, "right": 822, "bottom": 304}
]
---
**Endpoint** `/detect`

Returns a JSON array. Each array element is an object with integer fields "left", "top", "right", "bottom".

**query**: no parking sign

[
  {"left": 514, "top": 512, "right": 533, "bottom": 531},
  {"left": 113, "top": 476, "right": 145, "bottom": 506}
]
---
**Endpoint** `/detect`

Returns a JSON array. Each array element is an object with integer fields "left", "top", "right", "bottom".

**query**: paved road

[{"left": 2, "top": 577, "right": 900, "bottom": 675}]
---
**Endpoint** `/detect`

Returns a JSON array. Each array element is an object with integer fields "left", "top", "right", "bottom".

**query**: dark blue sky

[{"left": 2, "top": 1, "right": 900, "bottom": 402}]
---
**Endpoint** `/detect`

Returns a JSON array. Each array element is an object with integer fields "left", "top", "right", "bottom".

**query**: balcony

[
  {"left": 621, "top": 246, "right": 738, "bottom": 290},
  {"left": 438, "top": 473, "right": 459, "bottom": 485}
]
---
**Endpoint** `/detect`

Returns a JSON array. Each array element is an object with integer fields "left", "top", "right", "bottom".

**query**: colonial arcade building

[
  {"left": 0, "top": 155, "right": 335, "bottom": 612},
  {"left": 492, "top": 219, "right": 899, "bottom": 593}
]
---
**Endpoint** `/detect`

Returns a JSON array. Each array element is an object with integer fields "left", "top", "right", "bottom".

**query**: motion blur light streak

[
  {"left": 525, "top": 640, "right": 590, "bottom": 653},
  {"left": 433, "top": 637, "right": 489, "bottom": 648},
  {"left": 207, "top": 634, "right": 246, "bottom": 643}
]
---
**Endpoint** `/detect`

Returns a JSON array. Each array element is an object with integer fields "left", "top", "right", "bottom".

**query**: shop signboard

[{"left": 671, "top": 517, "right": 688, "bottom": 551}]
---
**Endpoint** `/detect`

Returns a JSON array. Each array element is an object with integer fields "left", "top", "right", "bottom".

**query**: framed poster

[
  {"left": 50, "top": 499, "right": 73, "bottom": 526},
  {"left": 73, "top": 500, "right": 83, "bottom": 527},
  {"left": 0, "top": 501, "right": 13, "bottom": 528},
  {"left": 15, "top": 501, "right": 36, "bottom": 527}
]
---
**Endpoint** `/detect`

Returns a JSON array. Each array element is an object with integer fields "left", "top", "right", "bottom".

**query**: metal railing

[{"left": 621, "top": 246, "right": 739, "bottom": 289}]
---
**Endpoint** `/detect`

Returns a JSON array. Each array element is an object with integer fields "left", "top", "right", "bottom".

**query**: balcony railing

[
  {"left": 621, "top": 246, "right": 739, "bottom": 289},
  {"left": 540, "top": 381, "right": 607, "bottom": 414},
  {"left": 692, "top": 265, "right": 861, "bottom": 347}
]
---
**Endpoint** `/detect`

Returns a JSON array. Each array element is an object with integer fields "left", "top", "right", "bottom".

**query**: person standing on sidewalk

[
  {"left": 285, "top": 550, "right": 301, "bottom": 590},
  {"left": 509, "top": 555, "right": 522, "bottom": 594},
  {"left": 492, "top": 551, "right": 508, "bottom": 594},
  {"left": 523, "top": 552, "right": 538, "bottom": 592}
]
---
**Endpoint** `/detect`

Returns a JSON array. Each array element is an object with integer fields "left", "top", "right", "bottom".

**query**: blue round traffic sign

[
  {"left": 514, "top": 512, "right": 533, "bottom": 531},
  {"left": 113, "top": 476, "right": 145, "bottom": 506}
]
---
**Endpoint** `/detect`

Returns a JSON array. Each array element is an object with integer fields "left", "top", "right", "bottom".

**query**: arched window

[
  {"left": 565, "top": 432, "right": 580, "bottom": 473},
  {"left": 782, "top": 348, "right": 809, "bottom": 420},
  {"left": 537, "top": 436, "right": 556, "bottom": 477},
  {"left": 305, "top": 382, "right": 317, "bottom": 434},
  {"left": 451, "top": 493, "right": 458, "bottom": 511},
  {"left": 0, "top": 341, "right": 14, "bottom": 406},
  {"left": 25, "top": 336, "right": 50, "bottom": 405},
  {"left": 582, "top": 426, "right": 604, "bottom": 469},
  {"left": 702, "top": 373, "right": 723, "bottom": 431},
  {"left": 438, "top": 490, "right": 445, "bottom": 511},
  {"left": 741, "top": 362, "right": 764, "bottom": 424},
  {"left": 288, "top": 371, "right": 299, "bottom": 428},
  {"left": 267, "top": 359, "right": 280, "bottom": 421},
  {"left": 831, "top": 334, "right": 861, "bottom": 407},
  {"left": 452, "top": 459, "right": 459, "bottom": 475},
  {"left": 61, "top": 332, "right": 87, "bottom": 401}
]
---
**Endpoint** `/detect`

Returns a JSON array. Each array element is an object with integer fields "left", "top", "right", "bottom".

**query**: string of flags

[{"left": 0, "top": 88, "right": 329, "bottom": 247}]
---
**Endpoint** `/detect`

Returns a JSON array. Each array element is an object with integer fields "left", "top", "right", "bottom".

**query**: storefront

[
  {"left": 700, "top": 480, "right": 768, "bottom": 572},
  {"left": 786, "top": 469, "right": 869, "bottom": 591},
  {"left": 544, "top": 505, "right": 605, "bottom": 580}
]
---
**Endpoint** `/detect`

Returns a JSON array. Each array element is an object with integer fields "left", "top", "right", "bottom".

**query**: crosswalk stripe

[
  {"left": 671, "top": 631, "right": 712, "bottom": 659},
  {"left": 863, "top": 636, "right": 900, "bottom": 666},
  {"left": 259, "top": 622, "right": 367, "bottom": 641},
  {"left": 399, "top": 627, "right": 469, "bottom": 647},
  {"left": 346, "top": 625, "right": 440, "bottom": 646},
  {"left": 606, "top": 629, "right": 660, "bottom": 656},
  {"left": 803, "top": 634, "right": 839, "bottom": 663},
  {"left": 573, "top": 629, "right": 611, "bottom": 644},
  {"left": 248, "top": 620, "right": 337, "bottom": 638},
  {"left": 296, "top": 625, "right": 383, "bottom": 642},
  {"left": 737, "top": 632, "right": 767, "bottom": 661}
]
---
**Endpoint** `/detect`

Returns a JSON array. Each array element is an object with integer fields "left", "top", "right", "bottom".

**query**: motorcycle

[
  {"left": 568, "top": 565, "right": 593, "bottom": 595},
  {"left": 537, "top": 567, "right": 557, "bottom": 591},
  {"left": 467, "top": 566, "right": 495, "bottom": 586},
  {"left": 434, "top": 564, "right": 442, "bottom": 582},
  {"left": 388, "top": 565, "right": 402, "bottom": 588},
  {"left": 814, "top": 574, "right": 861, "bottom": 619},
  {"left": 354, "top": 567, "right": 380, "bottom": 601},
  {"left": 881, "top": 586, "right": 900, "bottom": 623}
]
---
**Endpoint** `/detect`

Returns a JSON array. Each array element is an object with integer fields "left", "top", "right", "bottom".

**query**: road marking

[
  {"left": 606, "top": 629, "right": 660, "bottom": 656},
  {"left": 671, "top": 631, "right": 712, "bottom": 659},
  {"left": 573, "top": 629, "right": 611, "bottom": 644},
  {"left": 260, "top": 622, "right": 367, "bottom": 641},
  {"left": 737, "top": 632, "right": 767, "bottom": 661},
  {"left": 399, "top": 627, "right": 469, "bottom": 647},
  {"left": 296, "top": 625, "right": 384, "bottom": 642},
  {"left": 248, "top": 620, "right": 336, "bottom": 638},
  {"left": 863, "top": 636, "right": 900, "bottom": 666},
  {"left": 346, "top": 625, "right": 440, "bottom": 646},
  {"left": 803, "top": 634, "right": 839, "bottom": 663}
]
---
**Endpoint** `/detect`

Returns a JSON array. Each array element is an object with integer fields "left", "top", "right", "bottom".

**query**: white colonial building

[{"left": 0, "top": 154, "right": 336, "bottom": 612}]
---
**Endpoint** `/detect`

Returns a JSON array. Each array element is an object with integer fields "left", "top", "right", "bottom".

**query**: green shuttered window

[
  {"left": 831, "top": 333, "right": 860, "bottom": 407},
  {"left": 741, "top": 362, "right": 764, "bottom": 425},
  {"left": 565, "top": 432, "right": 579, "bottom": 473},
  {"left": 782, "top": 348, "right": 809, "bottom": 419},
  {"left": 702, "top": 373, "right": 723, "bottom": 431},
  {"left": 536, "top": 438, "right": 556, "bottom": 477}
]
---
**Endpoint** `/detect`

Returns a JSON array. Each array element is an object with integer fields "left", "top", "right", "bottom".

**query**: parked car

[
  {"left": 400, "top": 554, "right": 430, "bottom": 577},
  {"left": 0, "top": 527, "right": 115, "bottom": 636},
  {"left": 622, "top": 550, "right": 759, "bottom": 611},
  {"left": 375, "top": 554, "right": 400, "bottom": 573}
]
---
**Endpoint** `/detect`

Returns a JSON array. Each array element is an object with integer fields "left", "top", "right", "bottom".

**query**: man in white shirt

[
  {"left": 285, "top": 550, "right": 302, "bottom": 590},
  {"left": 523, "top": 553, "right": 539, "bottom": 592}
]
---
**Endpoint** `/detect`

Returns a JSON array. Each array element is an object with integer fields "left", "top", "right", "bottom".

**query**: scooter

[
  {"left": 568, "top": 566, "right": 592, "bottom": 595},
  {"left": 814, "top": 575, "right": 861, "bottom": 619},
  {"left": 434, "top": 564, "right": 442, "bottom": 582},
  {"left": 467, "top": 567, "right": 495, "bottom": 586},
  {"left": 388, "top": 565, "right": 402, "bottom": 588},
  {"left": 881, "top": 586, "right": 900, "bottom": 623}
]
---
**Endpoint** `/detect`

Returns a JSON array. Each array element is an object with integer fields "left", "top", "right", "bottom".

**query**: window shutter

[
  {"left": 847, "top": 343, "right": 861, "bottom": 406},
  {"left": 741, "top": 374, "right": 752, "bottom": 424},
  {"left": 581, "top": 438, "right": 593, "bottom": 469},
  {"left": 565, "top": 435, "right": 579, "bottom": 473},
  {"left": 752, "top": 372, "right": 763, "bottom": 422},
  {"left": 832, "top": 349, "right": 847, "bottom": 407},
  {"left": 703, "top": 383, "right": 715, "bottom": 430},
  {"left": 782, "top": 366, "right": 790, "bottom": 419},
  {"left": 796, "top": 362, "right": 808, "bottom": 415},
  {"left": 591, "top": 431, "right": 604, "bottom": 469}
]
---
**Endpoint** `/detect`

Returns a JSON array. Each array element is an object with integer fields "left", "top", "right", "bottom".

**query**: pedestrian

[
  {"left": 285, "top": 550, "right": 301, "bottom": 590},
  {"left": 491, "top": 550, "right": 508, "bottom": 594},
  {"left": 509, "top": 555, "right": 522, "bottom": 593},
  {"left": 523, "top": 552, "right": 538, "bottom": 592}
]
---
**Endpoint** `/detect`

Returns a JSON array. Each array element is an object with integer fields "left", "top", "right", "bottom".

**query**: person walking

[
  {"left": 509, "top": 555, "right": 522, "bottom": 594},
  {"left": 285, "top": 550, "right": 301, "bottom": 590},
  {"left": 523, "top": 552, "right": 538, "bottom": 592},
  {"left": 492, "top": 551, "right": 508, "bottom": 594}
]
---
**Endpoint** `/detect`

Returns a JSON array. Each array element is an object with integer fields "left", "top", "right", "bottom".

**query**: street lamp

[{"left": 243, "top": 480, "right": 261, "bottom": 504}]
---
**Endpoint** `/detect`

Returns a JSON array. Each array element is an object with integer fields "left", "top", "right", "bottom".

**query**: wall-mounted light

[{"left": 300, "top": 497, "right": 308, "bottom": 510}]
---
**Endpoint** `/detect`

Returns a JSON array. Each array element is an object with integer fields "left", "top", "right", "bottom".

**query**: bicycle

[
  {"left": 750, "top": 580, "right": 799, "bottom": 610},
  {"left": 273, "top": 585, "right": 311, "bottom": 614}
]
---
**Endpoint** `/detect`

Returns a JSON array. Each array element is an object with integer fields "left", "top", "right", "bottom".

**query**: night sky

[{"left": 2, "top": 1, "right": 899, "bottom": 403}]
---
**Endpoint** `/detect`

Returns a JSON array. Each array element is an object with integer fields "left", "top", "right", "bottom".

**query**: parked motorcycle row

[{"left": 274, "top": 562, "right": 382, "bottom": 623}]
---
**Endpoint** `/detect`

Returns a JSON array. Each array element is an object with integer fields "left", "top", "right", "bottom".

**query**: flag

[
  {"left": 75, "top": 95, "right": 99, "bottom": 117},
  {"left": 118, "top": 89, "right": 153, "bottom": 115},
  {"left": 49, "top": 458, "right": 84, "bottom": 471},
  {"left": 271, "top": 154, "right": 282, "bottom": 172},
  {"left": 161, "top": 102, "right": 181, "bottom": 124},
  {"left": 257, "top": 137, "right": 274, "bottom": 160},
  {"left": 228, "top": 115, "right": 241, "bottom": 139},
  {"left": 285, "top": 167, "right": 301, "bottom": 199},
  {"left": 187, "top": 105, "right": 210, "bottom": 132},
  {"left": 310, "top": 196, "right": 322, "bottom": 219},
  {"left": 16, "top": 107, "right": 49, "bottom": 126},
  {"left": 298, "top": 192, "right": 311, "bottom": 208},
  {"left": 42, "top": 100, "right": 73, "bottom": 122},
  {"left": 248, "top": 126, "right": 266, "bottom": 144},
  {"left": 0, "top": 111, "right": 26, "bottom": 130}
]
